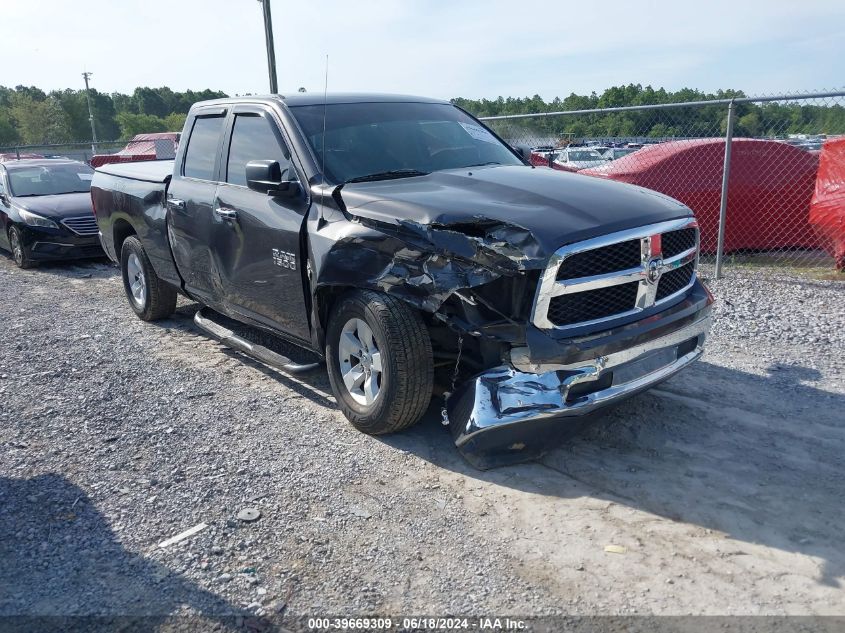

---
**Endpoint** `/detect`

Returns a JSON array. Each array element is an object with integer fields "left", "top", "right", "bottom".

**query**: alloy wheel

[
  {"left": 126, "top": 252, "right": 147, "bottom": 308},
  {"left": 9, "top": 229, "right": 23, "bottom": 266},
  {"left": 337, "top": 318, "right": 383, "bottom": 406}
]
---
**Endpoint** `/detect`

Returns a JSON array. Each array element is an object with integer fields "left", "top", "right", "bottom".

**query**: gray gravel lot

[{"left": 0, "top": 255, "right": 843, "bottom": 627}]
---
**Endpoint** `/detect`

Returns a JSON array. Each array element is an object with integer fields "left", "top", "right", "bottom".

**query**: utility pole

[
  {"left": 257, "top": 0, "right": 278, "bottom": 93},
  {"left": 82, "top": 71, "right": 98, "bottom": 154}
]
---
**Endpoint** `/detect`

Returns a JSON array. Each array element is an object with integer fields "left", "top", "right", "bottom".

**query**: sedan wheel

[{"left": 8, "top": 226, "right": 34, "bottom": 269}]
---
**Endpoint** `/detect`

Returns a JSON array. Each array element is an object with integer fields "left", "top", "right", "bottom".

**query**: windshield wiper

[
  {"left": 345, "top": 169, "right": 429, "bottom": 184},
  {"left": 464, "top": 161, "right": 501, "bottom": 167}
]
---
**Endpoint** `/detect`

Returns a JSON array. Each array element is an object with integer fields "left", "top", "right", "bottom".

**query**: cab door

[
  {"left": 210, "top": 105, "right": 311, "bottom": 341},
  {"left": 166, "top": 108, "right": 226, "bottom": 305}
]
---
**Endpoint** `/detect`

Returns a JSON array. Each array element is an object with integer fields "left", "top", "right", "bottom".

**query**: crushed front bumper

[{"left": 446, "top": 309, "right": 712, "bottom": 469}]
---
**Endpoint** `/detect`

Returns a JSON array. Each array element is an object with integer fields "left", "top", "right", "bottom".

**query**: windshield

[
  {"left": 566, "top": 151, "right": 604, "bottom": 161},
  {"left": 7, "top": 163, "right": 94, "bottom": 197},
  {"left": 289, "top": 102, "right": 523, "bottom": 183}
]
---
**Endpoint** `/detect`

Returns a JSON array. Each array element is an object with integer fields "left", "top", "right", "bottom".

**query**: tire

[
  {"left": 8, "top": 226, "right": 35, "bottom": 269},
  {"left": 326, "top": 290, "right": 433, "bottom": 435},
  {"left": 120, "top": 236, "right": 177, "bottom": 321}
]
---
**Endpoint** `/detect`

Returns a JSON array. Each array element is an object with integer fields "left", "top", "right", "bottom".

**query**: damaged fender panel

[
  {"left": 310, "top": 189, "right": 545, "bottom": 315},
  {"left": 310, "top": 218, "right": 501, "bottom": 313}
]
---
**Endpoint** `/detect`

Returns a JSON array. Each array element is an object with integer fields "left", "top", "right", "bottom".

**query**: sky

[{"left": 4, "top": 0, "right": 845, "bottom": 100}]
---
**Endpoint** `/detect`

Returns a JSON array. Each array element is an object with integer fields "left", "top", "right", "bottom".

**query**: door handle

[
  {"left": 214, "top": 207, "right": 238, "bottom": 221},
  {"left": 167, "top": 198, "right": 186, "bottom": 211}
]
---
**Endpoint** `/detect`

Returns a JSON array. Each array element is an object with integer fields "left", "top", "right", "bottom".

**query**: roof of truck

[{"left": 194, "top": 93, "right": 450, "bottom": 108}]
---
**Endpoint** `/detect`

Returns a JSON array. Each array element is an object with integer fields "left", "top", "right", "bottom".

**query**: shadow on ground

[
  {"left": 2, "top": 256, "right": 117, "bottom": 279},
  {"left": 0, "top": 474, "right": 277, "bottom": 631},
  {"left": 153, "top": 298, "right": 845, "bottom": 590},
  {"left": 49, "top": 257, "right": 841, "bottom": 593},
  {"left": 378, "top": 359, "right": 845, "bottom": 589}
]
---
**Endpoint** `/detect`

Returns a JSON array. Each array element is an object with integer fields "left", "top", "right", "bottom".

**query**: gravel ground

[{"left": 0, "top": 255, "right": 843, "bottom": 629}]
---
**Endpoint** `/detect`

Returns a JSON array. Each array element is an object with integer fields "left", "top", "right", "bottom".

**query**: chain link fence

[
  {"left": 3, "top": 93, "right": 844, "bottom": 277},
  {"left": 480, "top": 90, "right": 845, "bottom": 276},
  {"left": 0, "top": 140, "right": 132, "bottom": 164}
]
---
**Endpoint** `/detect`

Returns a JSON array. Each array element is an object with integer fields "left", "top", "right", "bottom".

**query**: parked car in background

[
  {"left": 601, "top": 147, "right": 640, "bottom": 161},
  {"left": 809, "top": 137, "right": 845, "bottom": 270},
  {"left": 580, "top": 138, "right": 821, "bottom": 254},
  {"left": 0, "top": 158, "right": 102, "bottom": 268},
  {"left": 528, "top": 148, "right": 578, "bottom": 171},
  {"left": 554, "top": 147, "right": 608, "bottom": 170},
  {"left": 90, "top": 132, "right": 180, "bottom": 168}
]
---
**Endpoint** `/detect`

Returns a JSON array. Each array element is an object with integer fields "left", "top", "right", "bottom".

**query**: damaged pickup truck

[{"left": 91, "top": 94, "right": 713, "bottom": 467}]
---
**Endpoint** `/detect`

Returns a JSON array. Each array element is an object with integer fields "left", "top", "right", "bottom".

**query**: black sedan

[{"left": 0, "top": 158, "right": 104, "bottom": 269}]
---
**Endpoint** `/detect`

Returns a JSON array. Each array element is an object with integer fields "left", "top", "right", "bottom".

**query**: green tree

[
  {"left": 116, "top": 112, "right": 167, "bottom": 138},
  {"left": 164, "top": 112, "right": 187, "bottom": 132},
  {"left": 133, "top": 87, "right": 169, "bottom": 118},
  {"left": 737, "top": 111, "right": 761, "bottom": 137},
  {"left": 0, "top": 109, "right": 19, "bottom": 145},
  {"left": 10, "top": 95, "right": 72, "bottom": 144}
]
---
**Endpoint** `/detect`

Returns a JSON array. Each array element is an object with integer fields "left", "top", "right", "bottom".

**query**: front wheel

[
  {"left": 8, "top": 226, "right": 35, "bottom": 269},
  {"left": 326, "top": 290, "right": 434, "bottom": 435},
  {"left": 120, "top": 236, "right": 177, "bottom": 321}
]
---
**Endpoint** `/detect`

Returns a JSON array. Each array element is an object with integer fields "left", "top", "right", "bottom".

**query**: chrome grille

[
  {"left": 61, "top": 215, "right": 99, "bottom": 236},
  {"left": 656, "top": 261, "right": 696, "bottom": 301},
  {"left": 548, "top": 280, "right": 640, "bottom": 326},
  {"left": 556, "top": 238, "right": 641, "bottom": 280},
  {"left": 533, "top": 218, "right": 700, "bottom": 331},
  {"left": 661, "top": 227, "right": 697, "bottom": 258}
]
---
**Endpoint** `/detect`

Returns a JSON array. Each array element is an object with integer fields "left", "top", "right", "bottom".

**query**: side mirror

[
  {"left": 245, "top": 160, "right": 300, "bottom": 198},
  {"left": 513, "top": 145, "right": 532, "bottom": 162}
]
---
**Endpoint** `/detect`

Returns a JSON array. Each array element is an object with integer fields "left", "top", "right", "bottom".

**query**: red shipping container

[
  {"left": 580, "top": 139, "right": 820, "bottom": 254},
  {"left": 809, "top": 138, "right": 845, "bottom": 270}
]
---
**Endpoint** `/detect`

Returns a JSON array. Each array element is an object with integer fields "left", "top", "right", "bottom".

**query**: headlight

[{"left": 19, "top": 209, "right": 59, "bottom": 229}]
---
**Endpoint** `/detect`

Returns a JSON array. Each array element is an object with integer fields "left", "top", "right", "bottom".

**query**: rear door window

[
  {"left": 183, "top": 115, "right": 225, "bottom": 180},
  {"left": 225, "top": 114, "right": 293, "bottom": 186}
]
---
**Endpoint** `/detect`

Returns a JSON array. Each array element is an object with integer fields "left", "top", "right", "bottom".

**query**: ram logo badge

[{"left": 272, "top": 249, "right": 296, "bottom": 270}]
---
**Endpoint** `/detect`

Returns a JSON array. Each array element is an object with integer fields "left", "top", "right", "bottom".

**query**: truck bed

[
  {"left": 91, "top": 160, "right": 181, "bottom": 287},
  {"left": 95, "top": 159, "right": 174, "bottom": 183}
]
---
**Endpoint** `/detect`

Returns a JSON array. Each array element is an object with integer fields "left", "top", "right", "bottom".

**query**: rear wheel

[
  {"left": 8, "top": 226, "right": 35, "bottom": 269},
  {"left": 326, "top": 290, "right": 433, "bottom": 435},
  {"left": 120, "top": 236, "right": 177, "bottom": 321}
]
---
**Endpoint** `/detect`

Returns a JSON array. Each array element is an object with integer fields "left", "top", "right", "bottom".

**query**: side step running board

[{"left": 193, "top": 307, "right": 322, "bottom": 374}]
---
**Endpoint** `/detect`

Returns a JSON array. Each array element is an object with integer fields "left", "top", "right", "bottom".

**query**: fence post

[
  {"left": 15, "top": 147, "right": 20, "bottom": 159},
  {"left": 715, "top": 100, "right": 736, "bottom": 279}
]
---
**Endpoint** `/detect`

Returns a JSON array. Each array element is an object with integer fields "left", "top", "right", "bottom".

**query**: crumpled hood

[
  {"left": 339, "top": 165, "right": 691, "bottom": 259},
  {"left": 13, "top": 192, "right": 94, "bottom": 220}
]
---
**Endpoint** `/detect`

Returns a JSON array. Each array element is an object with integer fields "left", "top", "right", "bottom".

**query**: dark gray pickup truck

[{"left": 91, "top": 93, "right": 713, "bottom": 467}]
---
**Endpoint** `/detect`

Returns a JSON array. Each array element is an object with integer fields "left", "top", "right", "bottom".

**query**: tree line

[
  {"left": 0, "top": 85, "right": 227, "bottom": 147},
  {"left": 452, "top": 84, "right": 845, "bottom": 140},
  {"left": 1, "top": 83, "right": 843, "bottom": 147}
]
